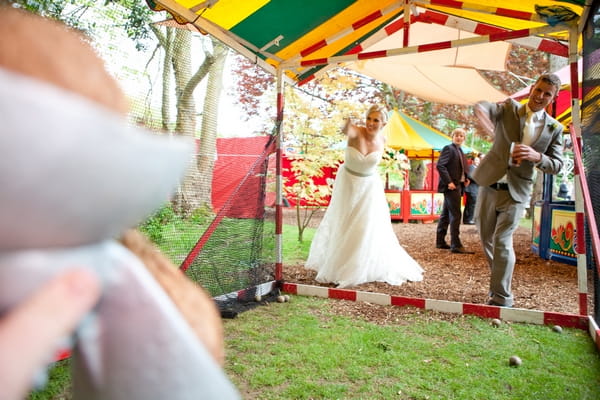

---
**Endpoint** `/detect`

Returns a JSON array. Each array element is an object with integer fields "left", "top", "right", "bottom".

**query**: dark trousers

[
  {"left": 463, "top": 191, "right": 477, "bottom": 223},
  {"left": 436, "top": 188, "right": 463, "bottom": 248}
]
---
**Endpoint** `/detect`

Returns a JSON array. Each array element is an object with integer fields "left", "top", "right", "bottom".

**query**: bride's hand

[
  {"left": 342, "top": 118, "right": 360, "bottom": 137},
  {"left": 341, "top": 118, "right": 352, "bottom": 135}
]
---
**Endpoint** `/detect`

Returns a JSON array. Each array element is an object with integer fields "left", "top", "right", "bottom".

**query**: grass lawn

[{"left": 224, "top": 296, "right": 600, "bottom": 400}]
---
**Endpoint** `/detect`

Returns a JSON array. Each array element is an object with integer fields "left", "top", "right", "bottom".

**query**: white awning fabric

[{"left": 346, "top": 21, "right": 511, "bottom": 105}]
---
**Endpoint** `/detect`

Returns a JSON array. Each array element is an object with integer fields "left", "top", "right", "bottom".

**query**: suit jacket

[
  {"left": 472, "top": 98, "right": 564, "bottom": 203},
  {"left": 436, "top": 143, "right": 467, "bottom": 193}
]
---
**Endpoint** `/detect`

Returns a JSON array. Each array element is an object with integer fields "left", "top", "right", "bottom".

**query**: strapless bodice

[{"left": 343, "top": 146, "right": 382, "bottom": 176}]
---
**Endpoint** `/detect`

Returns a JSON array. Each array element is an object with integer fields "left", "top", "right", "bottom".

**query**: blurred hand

[
  {"left": 474, "top": 104, "right": 494, "bottom": 137},
  {"left": 0, "top": 268, "right": 100, "bottom": 400}
]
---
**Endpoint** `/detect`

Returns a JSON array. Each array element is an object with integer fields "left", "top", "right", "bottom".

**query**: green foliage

[
  {"left": 281, "top": 223, "right": 314, "bottom": 262},
  {"left": 284, "top": 154, "right": 338, "bottom": 208},
  {"left": 466, "top": 131, "right": 492, "bottom": 155},
  {"left": 8, "top": 0, "right": 98, "bottom": 31},
  {"left": 27, "top": 360, "right": 70, "bottom": 400},
  {"left": 189, "top": 204, "right": 215, "bottom": 224},
  {"left": 379, "top": 147, "right": 410, "bottom": 189},
  {"left": 137, "top": 204, "right": 214, "bottom": 266},
  {"left": 138, "top": 204, "right": 177, "bottom": 243}
]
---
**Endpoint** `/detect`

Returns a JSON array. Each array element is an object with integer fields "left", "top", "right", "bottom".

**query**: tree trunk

[
  {"left": 196, "top": 39, "right": 228, "bottom": 205},
  {"left": 169, "top": 29, "right": 201, "bottom": 215},
  {"left": 163, "top": 32, "right": 227, "bottom": 216},
  {"left": 409, "top": 160, "right": 426, "bottom": 190},
  {"left": 161, "top": 27, "right": 174, "bottom": 132}
]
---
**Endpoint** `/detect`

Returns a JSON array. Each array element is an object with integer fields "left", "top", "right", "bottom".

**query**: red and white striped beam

[
  {"left": 285, "top": 2, "right": 404, "bottom": 78},
  {"left": 415, "top": 9, "right": 568, "bottom": 57},
  {"left": 283, "top": 282, "right": 590, "bottom": 330},
  {"left": 297, "top": 7, "right": 569, "bottom": 85},
  {"left": 414, "top": 0, "right": 553, "bottom": 24},
  {"left": 403, "top": 1, "right": 412, "bottom": 47},
  {"left": 565, "top": 24, "right": 590, "bottom": 316},
  {"left": 274, "top": 67, "right": 285, "bottom": 282},
  {"left": 295, "top": 3, "right": 404, "bottom": 60},
  {"left": 288, "top": 23, "right": 568, "bottom": 69},
  {"left": 569, "top": 126, "right": 600, "bottom": 316}
]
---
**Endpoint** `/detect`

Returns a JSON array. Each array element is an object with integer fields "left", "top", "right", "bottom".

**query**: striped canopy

[
  {"left": 148, "top": 0, "right": 586, "bottom": 86},
  {"left": 384, "top": 109, "right": 473, "bottom": 159}
]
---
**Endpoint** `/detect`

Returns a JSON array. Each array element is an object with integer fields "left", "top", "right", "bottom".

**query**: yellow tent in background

[{"left": 384, "top": 110, "right": 473, "bottom": 160}]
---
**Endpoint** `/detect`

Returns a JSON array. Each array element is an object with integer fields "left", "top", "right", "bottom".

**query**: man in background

[{"left": 435, "top": 128, "right": 472, "bottom": 254}]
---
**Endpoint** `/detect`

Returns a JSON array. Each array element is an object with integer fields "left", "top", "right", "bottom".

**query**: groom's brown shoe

[{"left": 451, "top": 246, "right": 474, "bottom": 254}]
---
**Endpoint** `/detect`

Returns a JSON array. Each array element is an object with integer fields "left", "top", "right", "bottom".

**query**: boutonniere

[{"left": 547, "top": 122, "right": 558, "bottom": 132}]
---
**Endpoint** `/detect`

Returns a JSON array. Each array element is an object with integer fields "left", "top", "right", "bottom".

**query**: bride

[{"left": 305, "top": 105, "right": 424, "bottom": 288}]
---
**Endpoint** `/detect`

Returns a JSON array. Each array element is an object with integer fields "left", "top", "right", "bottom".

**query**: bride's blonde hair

[{"left": 366, "top": 105, "right": 388, "bottom": 124}]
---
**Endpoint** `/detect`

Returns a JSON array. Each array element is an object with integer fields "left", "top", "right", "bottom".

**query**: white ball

[{"left": 509, "top": 355, "right": 522, "bottom": 367}]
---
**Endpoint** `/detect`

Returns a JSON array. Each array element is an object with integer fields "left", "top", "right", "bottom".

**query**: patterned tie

[{"left": 522, "top": 110, "right": 536, "bottom": 146}]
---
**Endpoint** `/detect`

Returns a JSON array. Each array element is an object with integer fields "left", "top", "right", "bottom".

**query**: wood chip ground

[{"left": 281, "top": 208, "right": 594, "bottom": 324}]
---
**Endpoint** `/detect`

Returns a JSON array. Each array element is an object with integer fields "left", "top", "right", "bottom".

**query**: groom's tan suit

[{"left": 473, "top": 98, "right": 563, "bottom": 307}]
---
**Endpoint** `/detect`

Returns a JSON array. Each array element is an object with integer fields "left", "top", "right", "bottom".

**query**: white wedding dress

[{"left": 305, "top": 146, "right": 424, "bottom": 288}]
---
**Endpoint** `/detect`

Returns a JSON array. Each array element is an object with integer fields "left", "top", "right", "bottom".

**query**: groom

[{"left": 473, "top": 73, "right": 564, "bottom": 308}]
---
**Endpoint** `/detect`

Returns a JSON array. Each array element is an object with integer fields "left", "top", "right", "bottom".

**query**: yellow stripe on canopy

[
  {"left": 275, "top": 0, "right": 399, "bottom": 62},
  {"left": 178, "top": 0, "right": 270, "bottom": 30},
  {"left": 385, "top": 110, "right": 432, "bottom": 151}
]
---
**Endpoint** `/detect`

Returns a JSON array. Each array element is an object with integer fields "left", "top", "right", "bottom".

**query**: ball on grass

[
  {"left": 552, "top": 325, "right": 563, "bottom": 333},
  {"left": 276, "top": 295, "right": 286, "bottom": 303},
  {"left": 254, "top": 294, "right": 262, "bottom": 302},
  {"left": 509, "top": 355, "right": 522, "bottom": 367},
  {"left": 491, "top": 318, "right": 502, "bottom": 327},
  {"left": 283, "top": 294, "right": 290, "bottom": 302}
]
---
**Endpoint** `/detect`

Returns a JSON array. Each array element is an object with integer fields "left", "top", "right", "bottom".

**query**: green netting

[{"left": 90, "top": 5, "right": 278, "bottom": 316}]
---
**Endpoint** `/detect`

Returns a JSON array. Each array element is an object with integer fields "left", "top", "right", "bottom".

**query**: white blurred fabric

[
  {"left": 0, "top": 67, "right": 240, "bottom": 399},
  {"left": 0, "top": 67, "right": 192, "bottom": 250}
]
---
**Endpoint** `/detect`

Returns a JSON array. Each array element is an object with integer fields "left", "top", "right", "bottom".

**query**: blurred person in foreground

[
  {"left": 0, "top": 6, "right": 239, "bottom": 399},
  {"left": 473, "top": 73, "right": 563, "bottom": 308}
]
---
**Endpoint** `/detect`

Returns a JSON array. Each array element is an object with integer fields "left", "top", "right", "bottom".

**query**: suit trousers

[
  {"left": 436, "top": 188, "right": 462, "bottom": 248},
  {"left": 475, "top": 186, "right": 526, "bottom": 307},
  {"left": 463, "top": 190, "right": 477, "bottom": 223}
]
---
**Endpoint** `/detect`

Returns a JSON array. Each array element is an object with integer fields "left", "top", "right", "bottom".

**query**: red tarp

[
  {"left": 211, "top": 136, "right": 271, "bottom": 218},
  {"left": 281, "top": 155, "right": 338, "bottom": 207}
]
